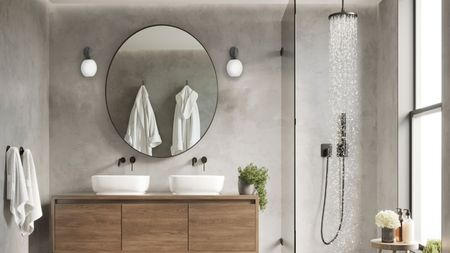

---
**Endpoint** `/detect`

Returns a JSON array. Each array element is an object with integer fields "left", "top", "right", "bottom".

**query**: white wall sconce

[
  {"left": 81, "top": 47, "right": 97, "bottom": 77},
  {"left": 226, "top": 47, "right": 243, "bottom": 78}
]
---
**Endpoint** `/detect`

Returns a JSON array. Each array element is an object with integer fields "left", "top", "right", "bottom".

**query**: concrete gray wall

[
  {"left": 49, "top": 4, "right": 284, "bottom": 252},
  {"left": 107, "top": 50, "right": 217, "bottom": 157},
  {"left": 296, "top": 5, "right": 386, "bottom": 253},
  {"left": 376, "top": 0, "right": 398, "bottom": 211},
  {"left": 442, "top": 1, "right": 450, "bottom": 252},
  {"left": 281, "top": 0, "right": 295, "bottom": 252},
  {"left": 0, "top": 0, "right": 50, "bottom": 253}
]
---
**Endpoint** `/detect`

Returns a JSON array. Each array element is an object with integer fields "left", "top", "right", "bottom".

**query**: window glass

[
  {"left": 416, "top": 0, "right": 442, "bottom": 108},
  {"left": 412, "top": 111, "right": 442, "bottom": 244}
]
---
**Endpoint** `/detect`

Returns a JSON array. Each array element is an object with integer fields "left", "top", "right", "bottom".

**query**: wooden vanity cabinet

[
  {"left": 54, "top": 204, "right": 121, "bottom": 252},
  {"left": 52, "top": 195, "right": 259, "bottom": 253},
  {"left": 189, "top": 203, "right": 257, "bottom": 252},
  {"left": 122, "top": 203, "right": 188, "bottom": 252}
]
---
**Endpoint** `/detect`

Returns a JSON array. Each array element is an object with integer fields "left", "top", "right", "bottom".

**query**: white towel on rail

[
  {"left": 21, "top": 149, "right": 42, "bottom": 236},
  {"left": 6, "top": 147, "right": 29, "bottom": 229}
]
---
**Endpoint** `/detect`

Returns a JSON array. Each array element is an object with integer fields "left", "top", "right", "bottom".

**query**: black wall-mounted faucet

[
  {"left": 130, "top": 156, "right": 136, "bottom": 171},
  {"left": 117, "top": 157, "right": 126, "bottom": 166},
  {"left": 191, "top": 156, "right": 207, "bottom": 171},
  {"left": 201, "top": 156, "right": 207, "bottom": 172}
]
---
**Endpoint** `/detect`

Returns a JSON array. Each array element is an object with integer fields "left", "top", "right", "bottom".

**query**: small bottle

[
  {"left": 402, "top": 209, "right": 415, "bottom": 243},
  {"left": 395, "top": 208, "right": 403, "bottom": 242}
]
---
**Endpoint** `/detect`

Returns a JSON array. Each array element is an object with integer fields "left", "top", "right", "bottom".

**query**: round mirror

[{"left": 106, "top": 25, "right": 218, "bottom": 158}]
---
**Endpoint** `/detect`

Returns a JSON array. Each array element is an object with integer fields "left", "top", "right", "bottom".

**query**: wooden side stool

[{"left": 370, "top": 238, "right": 419, "bottom": 253}]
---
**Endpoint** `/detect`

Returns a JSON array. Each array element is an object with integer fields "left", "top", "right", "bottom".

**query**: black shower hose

[{"left": 320, "top": 156, "right": 345, "bottom": 245}]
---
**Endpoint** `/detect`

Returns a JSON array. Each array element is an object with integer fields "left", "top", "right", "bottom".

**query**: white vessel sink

[
  {"left": 169, "top": 175, "right": 224, "bottom": 195},
  {"left": 91, "top": 175, "right": 150, "bottom": 195}
]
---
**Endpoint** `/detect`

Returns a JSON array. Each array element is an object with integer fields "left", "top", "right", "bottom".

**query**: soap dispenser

[
  {"left": 395, "top": 208, "right": 403, "bottom": 242},
  {"left": 402, "top": 209, "right": 415, "bottom": 243}
]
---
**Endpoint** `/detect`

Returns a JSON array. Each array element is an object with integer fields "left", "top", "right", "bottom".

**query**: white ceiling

[
  {"left": 49, "top": 0, "right": 289, "bottom": 5},
  {"left": 50, "top": 0, "right": 381, "bottom": 5},
  {"left": 299, "top": 0, "right": 381, "bottom": 5}
]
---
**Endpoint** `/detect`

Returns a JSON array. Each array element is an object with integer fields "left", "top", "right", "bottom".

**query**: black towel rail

[{"left": 5, "top": 145, "right": 25, "bottom": 155}]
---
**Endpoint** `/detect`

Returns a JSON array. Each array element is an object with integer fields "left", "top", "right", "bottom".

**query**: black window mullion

[
  {"left": 413, "top": 0, "right": 417, "bottom": 110},
  {"left": 410, "top": 103, "right": 443, "bottom": 118}
]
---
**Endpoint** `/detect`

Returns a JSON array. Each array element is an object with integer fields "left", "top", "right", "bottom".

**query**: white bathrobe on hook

[
  {"left": 171, "top": 85, "right": 200, "bottom": 155},
  {"left": 125, "top": 85, "right": 162, "bottom": 155}
]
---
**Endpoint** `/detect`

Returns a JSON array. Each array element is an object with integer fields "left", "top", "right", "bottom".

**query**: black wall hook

[{"left": 5, "top": 146, "right": 24, "bottom": 155}]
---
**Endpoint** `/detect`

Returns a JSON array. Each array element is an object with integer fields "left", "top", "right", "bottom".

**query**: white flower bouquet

[{"left": 375, "top": 210, "right": 401, "bottom": 229}]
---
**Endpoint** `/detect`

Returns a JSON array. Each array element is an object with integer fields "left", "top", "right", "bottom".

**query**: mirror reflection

[{"left": 106, "top": 25, "right": 218, "bottom": 157}]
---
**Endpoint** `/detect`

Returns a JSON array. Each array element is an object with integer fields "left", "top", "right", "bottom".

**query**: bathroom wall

[
  {"left": 281, "top": 0, "right": 295, "bottom": 251},
  {"left": 376, "top": 0, "right": 398, "bottom": 211},
  {"left": 49, "top": 4, "right": 285, "bottom": 252},
  {"left": 296, "top": 3, "right": 394, "bottom": 252},
  {"left": 0, "top": 0, "right": 50, "bottom": 253},
  {"left": 107, "top": 50, "right": 217, "bottom": 157},
  {"left": 442, "top": 1, "right": 450, "bottom": 252}
]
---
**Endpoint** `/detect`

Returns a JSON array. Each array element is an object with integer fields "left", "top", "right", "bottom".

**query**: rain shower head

[{"left": 328, "top": 0, "right": 358, "bottom": 19}]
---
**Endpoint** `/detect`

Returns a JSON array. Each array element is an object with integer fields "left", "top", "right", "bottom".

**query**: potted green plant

[
  {"left": 238, "top": 163, "right": 268, "bottom": 210},
  {"left": 423, "top": 240, "right": 441, "bottom": 253}
]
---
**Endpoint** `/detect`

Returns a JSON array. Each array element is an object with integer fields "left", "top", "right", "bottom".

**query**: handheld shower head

[
  {"left": 320, "top": 113, "right": 348, "bottom": 245},
  {"left": 337, "top": 113, "right": 348, "bottom": 157}
]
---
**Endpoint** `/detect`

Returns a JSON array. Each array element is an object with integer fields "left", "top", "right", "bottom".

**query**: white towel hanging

[
  {"left": 21, "top": 149, "right": 42, "bottom": 236},
  {"left": 6, "top": 147, "right": 29, "bottom": 229}
]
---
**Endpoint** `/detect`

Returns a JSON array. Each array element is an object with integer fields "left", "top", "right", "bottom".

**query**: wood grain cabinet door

[
  {"left": 54, "top": 204, "right": 121, "bottom": 252},
  {"left": 189, "top": 202, "right": 257, "bottom": 252},
  {"left": 122, "top": 203, "right": 188, "bottom": 252}
]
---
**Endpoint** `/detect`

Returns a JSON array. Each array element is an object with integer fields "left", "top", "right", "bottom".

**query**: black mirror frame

[{"left": 105, "top": 24, "right": 219, "bottom": 159}]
